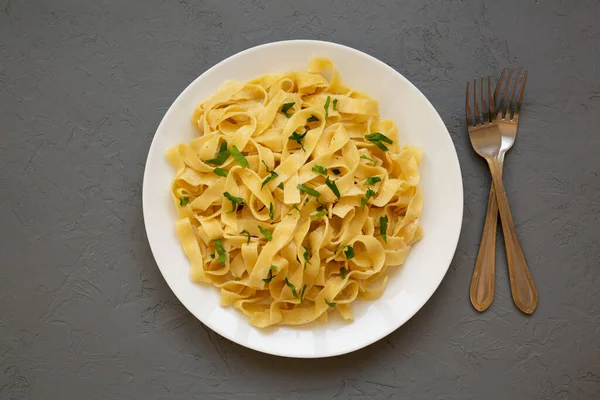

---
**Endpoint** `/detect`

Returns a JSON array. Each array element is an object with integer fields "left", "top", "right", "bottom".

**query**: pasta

[{"left": 166, "top": 58, "right": 423, "bottom": 328}]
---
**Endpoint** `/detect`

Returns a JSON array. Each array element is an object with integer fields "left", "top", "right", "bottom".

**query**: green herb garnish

[
  {"left": 292, "top": 204, "right": 301, "bottom": 213},
  {"left": 380, "top": 215, "right": 388, "bottom": 242},
  {"left": 205, "top": 141, "right": 230, "bottom": 165},
  {"left": 240, "top": 229, "right": 251, "bottom": 245},
  {"left": 325, "top": 298, "right": 336, "bottom": 308},
  {"left": 325, "top": 176, "right": 340, "bottom": 199},
  {"left": 332, "top": 168, "right": 341, "bottom": 175},
  {"left": 344, "top": 245, "right": 354, "bottom": 259},
  {"left": 361, "top": 188, "right": 376, "bottom": 210},
  {"left": 360, "top": 155, "right": 376, "bottom": 164},
  {"left": 281, "top": 102, "right": 295, "bottom": 118},
  {"left": 340, "top": 267, "right": 347, "bottom": 279},
  {"left": 262, "top": 265, "right": 277, "bottom": 283},
  {"left": 259, "top": 226, "right": 272, "bottom": 241},
  {"left": 262, "top": 160, "right": 274, "bottom": 172},
  {"left": 261, "top": 161, "right": 279, "bottom": 189},
  {"left": 277, "top": 182, "right": 284, "bottom": 189},
  {"left": 303, "top": 248, "right": 310, "bottom": 264},
  {"left": 365, "top": 132, "right": 393, "bottom": 152},
  {"left": 284, "top": 277, "right": 298, "bottom": 298},
  {"left": 333, "top": 98, "right": 338, "bottom": 111},
  {"left": 297, "top": 184, "right": 320, "bottom": 197},
  {"left": 230, "top": 145, "right": 249, "bottom": 168},
  {"left": 210, "top": 253, "right": 215, "bottom": 259},
  {"left": 365, "top": 176, "right": 382, "bottom": 186},
  {"left": 310, "top": 209, "right": 328, "bottom": 221},
  {"left": 300, "top": 284, "right": 307, "bottom": 303},
  {"left": 312, "top": 165, "right": 327, "bottom": 175},
  {"left": 223, "top": 192, "right": 244, "bottom": 213},
  {"left": 179, "top": 197, "right": 190, "bottom": 207},
  {"left": 214, "top": 167, "right": 228, "bottom": 177},
  {"left": 324, "top": 96, "right": 331, "bottom": 121},
  {"left": 269, "top": 203, "right": 274, "bottom": 220},
  {"left": 307, "top": 114, "right": 319, "bottom": 123},
  {"left": 214, "top": 239, "right": 226, "bottom": 264},
  {"left": 289, "top": 130, "right": 308, "bottom": 152}
]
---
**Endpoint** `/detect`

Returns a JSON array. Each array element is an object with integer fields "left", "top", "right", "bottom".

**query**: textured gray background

[{"left": 1, "top": 0, "right": 599, "bottom": 399}]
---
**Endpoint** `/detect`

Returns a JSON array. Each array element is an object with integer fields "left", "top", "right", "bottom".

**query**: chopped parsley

[
  {"left": 340, "top": 267, "right": 347, "bottom": 279},
  {"left": 310, "top": 208, "right": 328, "bottom": 221},
  {"left": 300, "top": 284, "right": 308, "bottom": 303},
  {"left": 312, "top": 165, "right": 327, "bottom": 175},
  {"left": 307, "top": 114, "right": 319, "bottom": 123},
  {"left": 214, "top": 239, "right": 226, "bottom": 264},
  {"left": 324, "top": 95, "right": 331, "bottom": 121},
  {"left": 332, "top": 168, "right": 341, "bottom": 175},
  {"left": 365, "top": 132, "right": 393, "bottom": 152},
  {"left": 210, "top": 253, "right": 215, "bottom": 259},
  {"left": 292, "top": 204, "right": 301, "bottom": 213},
  {"left": 262, "top": 160, "right": 274, "bottom": 171},
  {"left": 261, "top": 161, "right": 279, "bottom": 189},
  {"left": 179, "top": 197, "right": 190, "bottom": 207},
  {"left": 361, "top": 188, "right": 377, "bottom": 210},
  {"left": 360, "top": 154, "right": 377, "bottom": 164},
  {"left": 262, "top": 265, "right": 277, "bottom": 283},
  {"left": 288, "top": 130, "right": 308, "bottom": 152},
  {"left": 325, "top": 176, "right": 340, "bottom": 199},
  {"left": 303, "top": 248, "right": 310, "bottom": 265},
  {"left": 333, "top": 98, "right": 338, "bottom": 111},
  {"left": 344, "top": 245, "right": 354, "bottom": 259},
  {"left": 380, "top": 215, "right": 388, "bottom": 242},
  {"left": 205, "top": 141, "right": 230, "bottom": 165},
  {"left": 277, "top": 182, "right": 284, "bottom": 189},
  {"left": 269, "top": 203, "right": 274, "bottom": 220},
  {"left": 325, "top": 298, "right": 336, "bottom": 308},
  {"left": 240, "top": 229, "right": 251, "bottom": 245},
  {"left": 284, "top": 277, "right": 298, "bottom": 298},
  {"left": 297, "top": 184, "right": 320, "bottom": 197},
  {"left": 230, "top": 145, "right": 249, "bottom": 168},
  {"left": 281, "top": 102, "right": 295, "bottom": 118},
  {"left": 213, "top": 167, "right": 228, "bottom": 177},
  {"left": 259, "top": 226, "right": 272, "bottom": 241},
  {"left": 365, "top": 176, "right": 382, "bottom": 186},
  {"left": 223, "top": 192, "right": 244, "bottom": 213}
]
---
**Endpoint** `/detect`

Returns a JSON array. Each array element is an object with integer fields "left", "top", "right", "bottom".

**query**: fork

[
  {"left": 469, "top": 69, "right": 528, "bottom": 312},
  {"left": 466, "top": 74, "right": 538, "bottom": 314}
]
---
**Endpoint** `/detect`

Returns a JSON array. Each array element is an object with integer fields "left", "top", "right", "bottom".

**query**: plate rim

[{"left": 142, "top": 39, "right": 463, "bottom": 358}]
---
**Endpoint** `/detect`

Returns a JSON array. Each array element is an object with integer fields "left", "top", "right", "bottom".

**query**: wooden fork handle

[
  {"left": 470, "top": 176, "right": 499, "bottom": 312},
  {"left": 487, "top": 158, "right": 538, "bottom": 314}
]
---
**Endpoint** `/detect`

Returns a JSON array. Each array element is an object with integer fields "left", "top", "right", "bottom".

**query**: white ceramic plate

[{"left": 143, "top": 40, "right": 463, "bottom": 358}]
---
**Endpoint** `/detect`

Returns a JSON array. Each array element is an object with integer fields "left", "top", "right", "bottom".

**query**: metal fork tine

[
  {"left": 466, "top": 80, "right": 472, "bottom": 127},
  {"left": 507, "top": 69, "right": 522, "bottom": 120},
  {"left": 487, "top": 76, "right": 494, "bottom": 122},
  {"left": 494, "top": 68, "right": 506, "bottom": 103},
  {"left": 473, "top": 78, "right": 479, "bottom": 125},
  {"left": 480, "top": 76, "right": 488, "bottom": 123},
  {"left": 514, "top": 70, "right": 528, "bottom": 119},
  {"left": 499, "top": 69, "right": 514, "bottom": 119}
]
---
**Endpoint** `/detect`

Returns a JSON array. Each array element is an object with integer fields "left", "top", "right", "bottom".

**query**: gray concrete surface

[{"left": 1, "top": 0, "right": 599, "bottom": 399}]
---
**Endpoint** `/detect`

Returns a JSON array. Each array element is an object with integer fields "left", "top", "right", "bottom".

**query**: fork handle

[
  {"left": 488, "top": 158, "right": 538, "bottom": 314},
  {"left": 469, "top": 169, "right": 500, "bottom": 312}
]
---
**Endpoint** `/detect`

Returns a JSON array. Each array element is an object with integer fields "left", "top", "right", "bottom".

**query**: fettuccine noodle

[{"left": 167, "top": 58, "right": 423, "bottom": 327}]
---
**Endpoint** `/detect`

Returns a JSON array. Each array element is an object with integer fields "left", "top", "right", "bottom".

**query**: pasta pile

[{"left": 166, "top": 58, "right": 423, "bottom": 327}]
